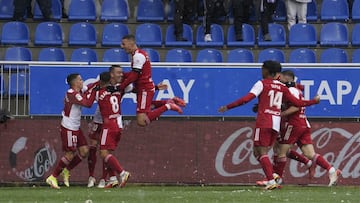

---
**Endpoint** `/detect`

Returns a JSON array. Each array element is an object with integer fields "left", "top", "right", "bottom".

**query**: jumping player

[{"left": 119, "top": 34, "right": 186, "bottom": 127}]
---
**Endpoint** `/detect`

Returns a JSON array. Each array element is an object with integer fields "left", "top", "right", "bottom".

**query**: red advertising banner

[{"left": 0, "top": 118, "right": 359, "bottom": 186}]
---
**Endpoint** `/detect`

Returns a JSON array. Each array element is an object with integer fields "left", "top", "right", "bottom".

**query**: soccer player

[
  {"left": 273, "top": 70, "right": 341, "bottom": 186},
  {"left": 119, "top": 34, "right": 186, "bottom": 127},
  {"left": 46, "top": 73, "right": 97, "bottom": 189},
  {"left": 96, "top": 71, "right": 130, "bottom": 188},
  {"left": 218, "top": 60, "right": 320, "bottom": 190}
]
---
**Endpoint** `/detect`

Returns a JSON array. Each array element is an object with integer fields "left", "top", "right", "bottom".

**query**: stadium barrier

[{"left": 0, "top": 61, "right": 359, "bottom": 185}]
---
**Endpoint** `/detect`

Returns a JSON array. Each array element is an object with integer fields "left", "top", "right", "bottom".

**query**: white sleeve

[
  {"left": 289, "top": 87, "right": 300, "bottom": 99},
  {"left": 132, "top": 52, "right": 146, "bottom": 70},
  {"left": 249, "top": 80, "right": 263, "bottom": 97}
]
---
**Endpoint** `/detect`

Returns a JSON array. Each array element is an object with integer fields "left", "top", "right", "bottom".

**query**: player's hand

[
  {"left": 156, "top": 82, "right": 168, "bottom": 90},
  {"left": 313, "top": 95, "right": 320, "bottom": 104},
  {"left": 218, "top": 106, "right": 228, "bottom": 113},
  {"left": 252, "top": 103, "right": 258, "bottom": 113}
]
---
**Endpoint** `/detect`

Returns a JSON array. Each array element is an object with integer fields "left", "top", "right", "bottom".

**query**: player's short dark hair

[
  {"left": 122, "top": 34, "right": 135, "bottom": 41},
  {"left": 281, "top": 70, "right": 295, "bottom": 79},
  {"left": 109, "top": 64, "right": 121, "bottom": 73},
  {"left": 66, "top": 73, "right": 80, "bottom": 86},
  {"left": 263, "top": 60, "right": 282, "bottom": 76},
  {"left": 100, "top": 71, "right": 111, "bottom": 83}
]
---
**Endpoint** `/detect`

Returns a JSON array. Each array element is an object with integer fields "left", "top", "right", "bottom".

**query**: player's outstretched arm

[
  {"left": 218, "top": 93, "right": 256, "bottom": 113},
  {"left": 119, "top": 70, "right": 140, "bottom": 91},
  {"left": 155, "top": 82, "right": 168, "bottom": 90},
  {"left": 285, "top": 89, "right": 320, "bottom": 107}
]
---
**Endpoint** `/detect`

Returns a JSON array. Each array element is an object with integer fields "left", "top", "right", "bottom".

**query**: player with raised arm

[
  {"left": 120, "top": 34, "right": 186, "bottom": 127},
  {"left": 46, "top": 73, "right": 97, "bottom": 189},
  {"left": 272, "top": 70, "right": 341, "bottom": 186},
  {"left": 218, "top": 60, "right": 320, "bottom": 190}
]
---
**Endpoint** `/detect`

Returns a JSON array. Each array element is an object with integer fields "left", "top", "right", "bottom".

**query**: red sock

[
  {"left": 313, "top": 154, "right": 332, "bottom": 170},
  {"left": 67, "top": 154, "right": 83, "bottom": 170},
  {"left": 287, "top": 149, "right": 310, "bottom": 165},
  {"left": 146, "top": 105, "right": 168, "bottom": 121},
  {"left": 258, "top": 155, "right": 274, "bottom": 181},
  {"left": 52, "top": 157, "right": 70, "bottom": 177},
  {"left": 88, "top": 146, "right": 97, "bottom": 177},
  {"left": 104, "top": 154, "right": 123, "bottom": 174},
  {"left": 273, "top": 157, "right": 287, "bottom": 177},
  {"left": 101, "top": 160, "right": 108, "bottom": 180},
  {"left": 151, "top": 100, "right": 167, "bottom": 108},
  {"left": 272, "top": 154, "right": 278, "bottom": 173}
]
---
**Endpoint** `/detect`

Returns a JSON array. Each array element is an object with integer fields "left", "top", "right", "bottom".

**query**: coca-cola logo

[
  {"left": 9, "top": 137, "right": 57, "bottom": 181},
  {"left": 215, "top": 127, "right": 360, "bottom": 179}
]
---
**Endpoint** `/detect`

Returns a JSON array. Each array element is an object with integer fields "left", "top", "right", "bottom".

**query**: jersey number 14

[{"left": 268, "top": 90, "right": 283, "bottom": 110}]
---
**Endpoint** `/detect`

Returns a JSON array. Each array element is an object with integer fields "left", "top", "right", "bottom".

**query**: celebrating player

[
  {"left": 218, "top": 60, "right": 320, "bottom": 190},
  {"left": 119, "top": 34, "right": 186, "bottom": 127},
  {"left": 272, "top": 70, "right": 341, "bottom": 186},
  {"left": 94, "top": 71, "right": 132, "bottom": 188},
  {"left": 46, "top": 73, "right": 97, "bottom": 189}
]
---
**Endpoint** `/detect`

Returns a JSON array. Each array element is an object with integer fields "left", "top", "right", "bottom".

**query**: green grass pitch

[{"left": 0, "top": 185, "right": 359, "bottom": 203}]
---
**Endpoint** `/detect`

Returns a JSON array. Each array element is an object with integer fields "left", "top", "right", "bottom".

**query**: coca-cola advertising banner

[
  {"left": 0, "top": 118, "right": 359, "bottom": 185},
  {"left": 29, "top": 65, "right": 360, "bottom": 117}
]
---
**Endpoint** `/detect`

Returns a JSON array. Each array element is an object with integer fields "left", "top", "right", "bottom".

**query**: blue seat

[
  {"left": 289, "top": 48, "right": 316, "bottom": 63},
  {"left": 0, "top": 75, "right": 5, "bottom": 95},
  {"left": 289, "top": 23, "right": 317, "bottom": 47},
  {"left": 34, "top": 0, "right": 62, "bottom": 20},
  {"left": 137, "top": 0, "right": 164, "bottom": 21},
  {"left": 227, "top": 49, "right": 254, "bottom": 63},
  {"left": 69, "top": 22, "right": 97, "bottom": 46},
  {"left": 38, "top": 48, "right": 65, "bottom": 61},
  {"left": 68, "top": 0, "right": 96, "bottom": 21},
  {"left": 102, "top": 23, "right": 129, "bottom": 46},
  {"left": 258, "top": 23, "right": 286, "bottom": 47},
  {"left": 227, "top": 24, "right": 255, "bottom": 47},
  {"left": 135, "top": 23, "right": 162, "bottom": 47},
  {"left": 352, "top": 23, "right": 360, "bottom": 45},
  {"left": 258, "top": 48, "right": 285, "bottom": 63},
  {"left": 196, "top": 24, "right": 224, "bottom": 47},
  {"left": 4, "top": 47, "right": 31, "bottom": 70},
  {"left": 351, "top": 49, "right": 360, "bottom": 62},
  {"left": 102, "top": 48, "right": 129, "bottom": 62},
  {"left": 71, "top": 48, "right": 98, "bottom": 62},
  {"left": 165, "top": 48, "right": 192, "bottom": 62},
  {"left": 352, "top": 0, "right": 360, "bottom": 20},
  {"left": 196, "top": 49, "right": 223, "bottom": 62},
  {"left": 34, "top": 22, "right": 63, "bottom": 46},
  {"left": 320, "top": 48, "right": 348, "bottom": 63},
  {"left": 5, "top": 47, "right": 32, "bottom": 61},
  {"left": 307, "top": 0, "right": 318, "bottom": 21},
  {"left": 321, "top": 0, "right": 349, "bottom": 21},
  {"left": 274, "top": 0, "right": 286, "bottom": 21},
  {"left": 9, "top": 72, "right": 28, "bottom": 95},
  {"left": 142, "top": 48, "right": 160, "bottom": 62},
  {"left": 165, "top": 24, "right": 193, "bottom": 47},
  {"left": 1, "top": 21, "right": 29, "bottom": 45},
  {"left": 320, "top": 23, "right": 349, "bottom": 46},
  {"left": 101, "top": 0, "right": 129, "bottom": 21},
  {"left": 0, "top": 0, "right": 14, "bottom": 19}
]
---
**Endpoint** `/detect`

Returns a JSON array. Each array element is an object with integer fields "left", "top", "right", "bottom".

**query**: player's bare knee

[
  {"left": 100, "top": 150, "right": 109, "bottom": 159},
  {"left": 78, "top": 146, "right": 89, "bottom": 158}
]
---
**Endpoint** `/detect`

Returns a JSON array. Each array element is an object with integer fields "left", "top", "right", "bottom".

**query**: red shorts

[
  {"left": 253, "top": 128, "right": 278, "bottom": 147},
  {"left": 278, "top": 125, "right": 312, "bottom": 146},
  {"left": 88, "top": 122, "right": 102, "bottom": 140},
  {"left": 60, "top": 126, "right": 88, "bottom": 152},
  {"left": 136, "top": 89, "right": 155, "bottom": 113},
  {"left": 99, "top": 127, "right": 122, "bottom": 151}
]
